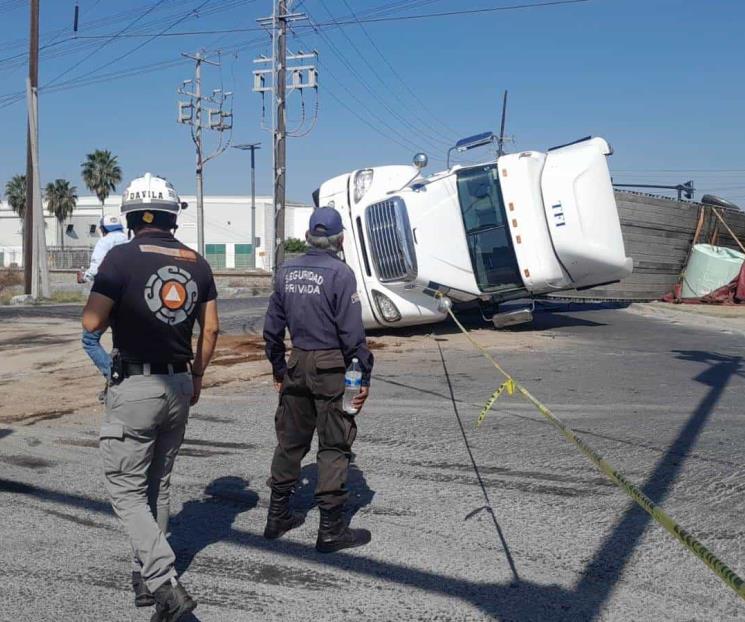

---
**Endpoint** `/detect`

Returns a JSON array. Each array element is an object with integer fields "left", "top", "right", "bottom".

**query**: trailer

[{"left": 314, "top": 133, "right": 633, "bottom": 329}]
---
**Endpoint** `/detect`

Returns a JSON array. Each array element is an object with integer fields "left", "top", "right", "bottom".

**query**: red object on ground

[{"left": 661, "top": 261, "right": 745, "bottom": 305}]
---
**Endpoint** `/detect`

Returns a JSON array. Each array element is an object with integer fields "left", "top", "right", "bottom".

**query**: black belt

[{"left": 123, "top": 362, "right": 189, "bottom": 377}]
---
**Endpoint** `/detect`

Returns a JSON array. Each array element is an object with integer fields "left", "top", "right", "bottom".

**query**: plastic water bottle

[{"left": 343, "top": 358, "right": 362, "bottom": 415}]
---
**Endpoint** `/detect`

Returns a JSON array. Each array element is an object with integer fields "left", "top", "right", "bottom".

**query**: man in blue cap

[
  {"left": 263, "top": 206, "right": 374, "bottom": 552},
  {"left": 79, "top": 215, "right": 130, "bottom": 380},
  {"left": 77, "top": 215, "right": 129, "bottom": 284}
]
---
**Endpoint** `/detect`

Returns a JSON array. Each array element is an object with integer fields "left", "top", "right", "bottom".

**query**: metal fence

[{"left": 47, "top": 247, "right": 92, "bottom": 270}]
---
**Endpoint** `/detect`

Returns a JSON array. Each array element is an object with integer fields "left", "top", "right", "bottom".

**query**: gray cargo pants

[{"left": 99, "top": 372, "right": 193, "bottom": 592}]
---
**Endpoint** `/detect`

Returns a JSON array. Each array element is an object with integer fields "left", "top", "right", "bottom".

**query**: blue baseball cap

[
  {"left": 309, "top": 206, "right": 343, "bottom": 236},
  {"left": 100, "top": 215, "right": 124, "bottom": 232}
]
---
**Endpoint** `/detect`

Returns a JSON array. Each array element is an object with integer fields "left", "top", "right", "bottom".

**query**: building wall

[{"left": 0, "top": 195, "right": 313, "bottom": 270}]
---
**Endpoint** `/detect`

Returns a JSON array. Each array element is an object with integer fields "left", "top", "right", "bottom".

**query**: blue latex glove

[{"left": 81, "top": 329, "right": 112, "bottom": 378}]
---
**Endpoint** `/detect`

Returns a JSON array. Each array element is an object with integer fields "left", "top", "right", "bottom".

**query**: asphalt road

[
  {"left": 0, "top": 297, "right": 269, "bottom": 334},
  {"left": 1, "top": 303, "right": 744, "bottom": 621}
]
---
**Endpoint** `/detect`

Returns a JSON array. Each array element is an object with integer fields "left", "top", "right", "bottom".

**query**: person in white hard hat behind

[
  {"left": 76, "top": 214, "right": 128, "bottom": 283},
  {"left": 82, "top": 173, "right": 219, "bottom": 621}
]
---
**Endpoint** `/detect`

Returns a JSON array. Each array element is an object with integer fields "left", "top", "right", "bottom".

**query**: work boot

[
  {"left": 315, "top": 507, "right": 371, "bottom": 553},
  {"left": 263, "top": 491, "right": 305, "bottom": 539},
  {"left": 150, "top": 578, "right": 196, "bottom": 622},
  {"left": 132, "top": 571, "right": 155, "bottom": 608}
]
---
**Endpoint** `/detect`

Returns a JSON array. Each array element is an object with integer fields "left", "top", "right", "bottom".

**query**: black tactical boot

[
  {"left": 150, "top": 578, "right": 196, "bottom": 622},
  {"left": 132, "top": 571, "right": 155, "bottom": 608},
  {"left": 263, "top": 491, "right": 305, "bottom": 539},
  {"left": 315, "top": 507, "right": 371, "bottom": 553}
]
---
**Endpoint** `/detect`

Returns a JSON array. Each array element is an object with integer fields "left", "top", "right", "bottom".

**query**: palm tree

[
  {"left": 81, "top": 149, "right": 122, "bottom": 211},
  {"left": 45, "top": 179, "right": 77, "bottom": 249},
  {"left": 5, "top": 174, "right": 27, "bottom": 219}
]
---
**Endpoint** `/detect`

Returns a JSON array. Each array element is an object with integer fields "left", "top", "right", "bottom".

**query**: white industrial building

[{"left": 0, "top": 195, "right": 313, "bottom": 271}]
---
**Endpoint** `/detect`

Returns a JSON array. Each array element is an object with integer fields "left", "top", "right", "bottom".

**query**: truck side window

[{"left": 456, "top": 165, "right": 523, "bottom": 293}]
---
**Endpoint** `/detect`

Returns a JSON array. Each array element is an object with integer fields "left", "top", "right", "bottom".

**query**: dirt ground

[
  {"left": 628, "top": 301, "right": 745, "bottom": 336},
  {"left": 0, "top": 314, "right": 556, "bottom": 425},
  {"left": 2, "top": 302, "right": 742, "bottom": 425}
]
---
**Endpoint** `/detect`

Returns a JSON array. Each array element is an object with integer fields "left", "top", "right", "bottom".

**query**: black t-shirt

[{"left": 92, "top": 229, "right": 218, "bottom": 363}]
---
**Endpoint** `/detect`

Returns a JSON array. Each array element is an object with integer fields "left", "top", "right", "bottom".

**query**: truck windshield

[{"left": 456, "top": 165, "right": 523, "bottom": 293}]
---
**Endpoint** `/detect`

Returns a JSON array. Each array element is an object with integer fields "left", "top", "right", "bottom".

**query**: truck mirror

[{"left": 413, "top": 153, "right": 428, "bottom": 170}]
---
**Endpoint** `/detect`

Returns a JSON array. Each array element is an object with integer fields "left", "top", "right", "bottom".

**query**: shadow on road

[
  {"left": 436, "top": 341, "right": 521, "bottom": 586},
  {"left": 368, "top": 303, "right": 611, "bottom": 340},
  {"left": 293, "top": 461, "right": 375, "bottom": 521},
  {"left": 0, "top": 477, "right": 112, "bottom": 514},
  {"left": 570, "top": 350, "right": 742, "bottom": 617},
  {"left": 0, "top": 350, "right": 740, "bottom": 619},
  {"left": 170, "top": 476, "right": 259, "bottom": 576}
]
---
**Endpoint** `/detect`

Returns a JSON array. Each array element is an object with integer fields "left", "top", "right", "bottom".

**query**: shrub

[
  {"left": 284, "top": 237, "right": 308, "bottom": 253},
  {"left": 0, "top": 269, "right": 22, "bottom": 294}
]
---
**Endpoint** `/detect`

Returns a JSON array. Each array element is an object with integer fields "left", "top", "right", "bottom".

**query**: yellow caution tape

[
  {"left": 439, "top": 296, "right": 745, "bottom": 601},
  {"left": 476, "top": 378, "right": 515, "bottom": 428}
]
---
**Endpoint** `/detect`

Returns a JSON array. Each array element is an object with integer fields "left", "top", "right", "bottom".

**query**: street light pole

[{"left": 233, "top": 142, "right": 261, "bottom": 268}]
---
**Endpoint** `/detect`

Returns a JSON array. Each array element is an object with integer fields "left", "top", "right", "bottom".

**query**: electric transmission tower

[
  {"left": 255, "top": 0, "right": 319, "bottom": 271},
  {"left": 177, "top": 50, "right": 233, "bottom": 256}
]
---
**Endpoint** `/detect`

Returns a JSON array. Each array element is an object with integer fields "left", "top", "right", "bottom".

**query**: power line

[
  {"left": 43, "top": 0, "right": 171, "bottom": 89},
  {"left": 21, "top": 0, "right": 593, "bottom": 40},
  {"left": 324, "top": 81, "right": 441, "bottom": 159},
  {"left": 0, "top": 37, "right": 75, "bottom": 67},
  {"left": 303, "top": 12, "right": 450, "bottom": 154},
  {"left": 337, "top": 0, "right": 459, "bottom": 139},
  {"left": 0, "top": 0, "right": 591, "bottom": 109},
  {"left": 315, "top": 0, "right": 453, "bottom": 149},
  {"left": 45, "top": 0, "right": 216, "bottom": 93},
  {"left": 327, "top": 0, "right": 592, "bottom": 25},
  {"left": 0, "top": 0, "right": 253, "bottom": 70},
  {"left": 348, "top": 0, "right": 455, "bottom": 20},
  {"left": 0, "top": 36, "right": 265, "bottom": 109},
  {"left": 294, "top": 28, "right": 445, "bottom": 160},
  {"left": 0, "top": 0, "right": 193, "bottom": 53}
]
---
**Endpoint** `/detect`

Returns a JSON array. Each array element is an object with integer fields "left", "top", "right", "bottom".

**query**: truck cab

[{"left": 315, "top": 134, "right": 633, "bottom": 329}]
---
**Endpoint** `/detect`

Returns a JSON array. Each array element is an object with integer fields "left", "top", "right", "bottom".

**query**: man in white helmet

[
  {"left": 76, "top": 215, "right": 128, "bottom": 284},
  {"left": 82, "top": 173, "right": 219, "bottom": 621}
]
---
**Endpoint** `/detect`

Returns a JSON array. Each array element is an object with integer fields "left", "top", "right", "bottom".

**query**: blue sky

[{"left": 0, "top": 0, "right": 743, "bottom": 206}]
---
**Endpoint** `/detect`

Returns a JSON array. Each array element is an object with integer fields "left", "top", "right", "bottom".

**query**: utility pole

[
  {"left": 255, "top": 2, "right": 317, "bottom": 271},
  {"left": 275, "top": 0, "right": 287, "bottom": 270},
  {"left": 178, "top": 51, "right": 232, "bottom": 257},
  {"left": 232, "top": 142, "right": 261, "bottom": 268},
  {"left": 24, "top": 0, "right": 39, "bottom": 294},
  {"left": 194, "top": 54, "right": 205, "bottom": 257},
  {"left": 27, "top": 78, "right": 49, "bottom": 299}
]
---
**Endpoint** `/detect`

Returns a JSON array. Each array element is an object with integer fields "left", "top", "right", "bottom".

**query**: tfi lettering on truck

[
  {"left": 312, "top": 133, "right": 633, "bottom": 330},
  {"left": 551, "top": 202, "right": 566, "bottom": 227}
]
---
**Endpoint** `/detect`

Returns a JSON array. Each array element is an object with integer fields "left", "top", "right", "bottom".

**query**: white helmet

[{"left": 120, "top": 173, "right": 184, "bottom": 215}]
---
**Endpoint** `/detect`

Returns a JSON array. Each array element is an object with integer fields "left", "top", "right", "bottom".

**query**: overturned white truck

[{"left": 313, "top": 133, "right": 633, "bottom": 329}]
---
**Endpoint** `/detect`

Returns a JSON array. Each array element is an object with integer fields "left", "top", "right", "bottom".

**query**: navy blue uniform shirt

[{"left": 263, "top": 248, "right": 374, "bottom": 385}]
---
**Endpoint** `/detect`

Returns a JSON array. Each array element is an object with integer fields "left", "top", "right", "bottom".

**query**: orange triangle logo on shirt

[{"left": 161, "top": 280, "right": 187, "bottom": 310}]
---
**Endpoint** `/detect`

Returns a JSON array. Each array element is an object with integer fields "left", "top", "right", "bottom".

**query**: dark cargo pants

[
  {"left": 269, "top": 349, "right": 357, "bottom": 510},
  {"left": 99, "top": 372, "right": 193, "bottom": 592}
]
